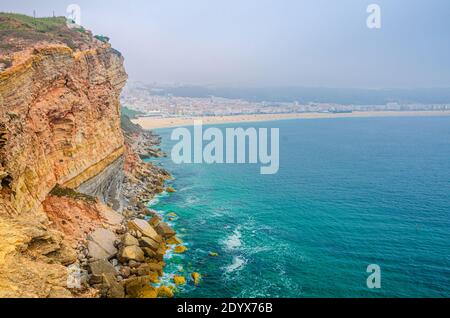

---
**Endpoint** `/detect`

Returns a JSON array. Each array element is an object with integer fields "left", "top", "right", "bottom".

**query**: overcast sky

[{"left": 1, "top": 0, "right": 450, "bottom": 89}]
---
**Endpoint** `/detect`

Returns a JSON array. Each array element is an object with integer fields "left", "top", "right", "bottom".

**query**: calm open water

[{"left": 147, "top": 116, "right": 450, "bottom": 298}]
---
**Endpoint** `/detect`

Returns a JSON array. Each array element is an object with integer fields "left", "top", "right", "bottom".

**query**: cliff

[{"left": 0, "top": 14, "right": 127, "bottom": 297}]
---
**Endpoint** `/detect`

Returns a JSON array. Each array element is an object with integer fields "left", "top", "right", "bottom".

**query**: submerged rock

[
  {"left": 209, "top": 252, "right": 219, "bottom": 257},
  {"left": 191, "top": 272, "right": 201, "bottom": 286},
  {"left": 173, "top": 275, "right": 186, "bottom": 286},
  {"left": 174, "top": 245, "right": 188, "bottom": 254},
  {"left": 166, "top": 187, "right": 176, "bottom": 193}
]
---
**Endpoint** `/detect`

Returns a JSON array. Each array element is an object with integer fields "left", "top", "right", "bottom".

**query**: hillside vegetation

[{"left": 0, "top": 13, "right": 97, "bottom": 55}]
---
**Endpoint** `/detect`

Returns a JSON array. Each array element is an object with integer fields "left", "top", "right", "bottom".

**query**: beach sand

[{"left": 132, "top": 110, "right": 450, "bottom": 130}]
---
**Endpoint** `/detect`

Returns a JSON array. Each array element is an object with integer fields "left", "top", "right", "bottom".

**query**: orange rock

[
  {"left": 191, "top": 272, "right": 201, "bottom": 285},
  {"left": 173, "top": 275, "right": 186, "bottom": 286},
  {"left": 167, "top": 236, "right": 183, "bottom": 245},
  {"left": 157, "top": 286, "right": 174, "bottom": 298},
  {"left": 174, "top": 245, "right": 188, "bottom": 254},
  {"left": 138, "top": 286, "right": 157, "bottom": 298}
]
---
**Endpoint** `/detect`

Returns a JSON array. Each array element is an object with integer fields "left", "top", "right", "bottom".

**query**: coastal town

[{"left": 121, "top": 82, "right": 450, "bottom": 118}]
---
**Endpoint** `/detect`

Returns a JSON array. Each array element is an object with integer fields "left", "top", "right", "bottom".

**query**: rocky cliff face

[
  {"left": 0, "top": 16, "right": 128, "bottom": 297},
  {"left": 0, "top": 44, "right": 127, "bottom": 214}
]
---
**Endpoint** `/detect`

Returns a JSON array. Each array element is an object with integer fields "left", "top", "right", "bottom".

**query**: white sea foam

[
  {"left": 148, "top": 190, "right": 170, "bottom": 207},
  {"left": 222, "top": 228, "right": 242, "bottom": 251},
  {"left": 224, "top": 256, "right": 247, "bottom": 274},
  {"left": 147, "top": 197, "right": 159, "bottom": 206},
  {"left": 179, "top": 185, "right": 194, "bottom": 192},
  {"left": 181, "top": 196, "right": 200, "bottom": 206}
]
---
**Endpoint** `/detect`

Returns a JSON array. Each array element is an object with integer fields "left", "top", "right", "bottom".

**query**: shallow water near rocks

[{"left": 146, "top": 116, "right": 450, "bottom": 298}]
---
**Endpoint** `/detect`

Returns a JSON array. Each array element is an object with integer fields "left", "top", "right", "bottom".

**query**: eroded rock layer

[{"left": 0, "top": 44, "right": 127, "bottom": 214}]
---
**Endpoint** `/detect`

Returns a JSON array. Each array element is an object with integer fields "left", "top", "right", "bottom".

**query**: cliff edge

[{"left": 0, "top": 14, "right": 128, "bottom": 297}]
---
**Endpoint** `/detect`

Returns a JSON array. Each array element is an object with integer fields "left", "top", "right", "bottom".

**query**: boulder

[
  {"left": 87, "top": 241, "right": 111, "bottom": 261},
  {"left": 128, "top": 219, "right": 162, "bottom": 243},
  {"left": 166, "top": 187, "right": 176, "bottom": 193},
  {"left": 119, "top": 266, "right": 131, "bottom": 278},
  {"left": 99, "top": 204, "right": 124, "bottom": 226},
  {"left": 142, "top": 247, "right": 157, "bottom": 259},
  {"left": 155, "top": 222, "right": 176, "bottom": 238},
  {"left": 167, "top": 236, "right": 183, "bottom": 245},
  {"left": 123, "top": 276, "right": 153, "bottom": 298},
  {"left": 118, "top": 245, "right": 145, "bottom": 263},
  {"left": 138, "top": 285, "right": 157, "bottom": 298},
  {"left": 157, "top": 286, "right": 174, "bottom": 298},
  {"left": 128, "top": 260, "right": 140, "bottom": 268},
  {"left": 156, "top": 186, "right": 164, "bottom": 193},
  {"left": 191, "top": 272, "right": 201, "bottom": 285},
  {"left": 67, "top": 265, "right": 89, "bottom": 290},
  {"left": 139, "top": 236, "right": 159, "bottom": 251},
  {"left": 102, "top": 273, "right": 125, "bottom": 298},
  {"left": 173, "top": 275, "right": 186, "bottom": 286},
  {"left": 145, "top": 262, "right": 164, "bottom": 276},
  {"left": 136, "top": 264, "right": 160, "bottom": 280},
  {"left": 89, "top": 260, "right": 118, "bottom": 284},
  {"left": 122, "top": 233, "right": 139, "bottom": 246},
  {"left": 148, "top": 216, "right": 161, "bottom": 227},
  {"left": 155, "top": 246, "right": 167, "bottom": 261},
  {"left": 87, "top": 228, "right": 118, "bottom": 260},
  {"left": 174, "top": 245, "right": 188, "bottom": 254},
  {"left": 53, "top": 244, "right": 78, "bottom": 266}
]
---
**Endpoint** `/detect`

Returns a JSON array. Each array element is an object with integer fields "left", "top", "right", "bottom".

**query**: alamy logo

[
  {"left": 366, "top": 264, "right": 381, "bottom": 289},
  {"left": 170, "top": 121, "right": 279, "bottom": 175},
  {"left": 367, "top": 4, "right": 381, "bottom": 29}
]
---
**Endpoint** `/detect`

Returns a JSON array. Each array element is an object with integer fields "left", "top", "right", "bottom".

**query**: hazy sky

[{"left": 1, "top": 0, "right": 450, "bottom": 88}]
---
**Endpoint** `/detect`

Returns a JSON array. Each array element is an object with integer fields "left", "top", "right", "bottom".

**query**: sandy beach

[{"left": 132, "top": 110, "right": 450, "bottom": 130}]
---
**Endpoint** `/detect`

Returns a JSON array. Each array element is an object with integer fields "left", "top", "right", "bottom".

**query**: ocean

[{"left": 146, "top": 116, "right": 450, "bottom": 298}]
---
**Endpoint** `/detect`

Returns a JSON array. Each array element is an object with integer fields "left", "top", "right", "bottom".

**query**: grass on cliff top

[
  {"left": 50, "top": 184, "right": 97, "bottom": 203},
  {"left": 0, "top": 12, "right": 92, "bottom": 54},
  {"left": 0, "top": 13, "right": 67, "bottom": 32}
]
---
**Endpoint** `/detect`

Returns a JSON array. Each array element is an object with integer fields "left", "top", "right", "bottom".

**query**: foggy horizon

[{"left": 1, "top": 0, "right": 450, "bottom": 90}]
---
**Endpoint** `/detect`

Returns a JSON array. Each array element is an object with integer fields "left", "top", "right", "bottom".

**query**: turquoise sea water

[{"left": 147, "top": 116, "right": 450, "bottom": 298}]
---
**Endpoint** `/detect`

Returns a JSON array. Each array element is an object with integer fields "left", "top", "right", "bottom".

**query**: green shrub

[{"left": 94, "top": 35, "right": 110, "bottom": 43}]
